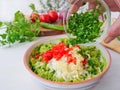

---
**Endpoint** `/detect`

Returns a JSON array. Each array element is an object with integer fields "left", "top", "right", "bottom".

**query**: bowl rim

[{"left": 23, "top": 39, "right": 112, "bottom": 85}]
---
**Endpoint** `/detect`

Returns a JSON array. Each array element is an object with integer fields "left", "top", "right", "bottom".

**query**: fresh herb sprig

[
  {"left": 29, "top": 3, "right": 38, "bottom": 12},
  {"left": 0, "top": 11, "right": 40, "bottom": 46}
]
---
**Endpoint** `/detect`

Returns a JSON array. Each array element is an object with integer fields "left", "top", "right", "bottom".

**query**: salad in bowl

[{"left": 24, "top": 38, "right": 111, "bottom": 90}]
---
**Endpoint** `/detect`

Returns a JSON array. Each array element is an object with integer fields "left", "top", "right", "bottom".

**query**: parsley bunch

[{"left": 0, "top": 11, "right": 40, "bottom": 46}]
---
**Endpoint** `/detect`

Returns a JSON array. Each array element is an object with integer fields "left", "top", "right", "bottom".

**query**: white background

[{"left": 0, "top": 0, "right": 120, "bottom": 90}]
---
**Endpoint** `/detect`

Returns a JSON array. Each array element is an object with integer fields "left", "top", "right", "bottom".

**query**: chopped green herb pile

[
  {"left": 0, "top": 11, "right": 40, "bottom": 46},
  {"left": 67, "top": 9, "right": 103, "bottom": 44}
]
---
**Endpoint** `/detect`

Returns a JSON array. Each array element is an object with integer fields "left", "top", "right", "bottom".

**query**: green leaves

[
  {"left": 14, "top": 11, "right": 26, "bottom": 22},
  {"left": 0, "top": 21, "right": 3, "bottom": 27},
  {"left": 79, "top": 45, "right": 106, "bottom": 75},
  {"left": 68, "top": 9, "right": 103, "bottom": 44},
  {"left": 0, "top": 11, "right": 40, "bottom": 46},
  {"left": 29, "top": 3, "right": 38, "bottom": 12}
]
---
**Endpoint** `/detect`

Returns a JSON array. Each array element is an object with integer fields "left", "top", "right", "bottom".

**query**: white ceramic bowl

[{"left": 24, "top": 38, "right": 111, "bottom": 90}]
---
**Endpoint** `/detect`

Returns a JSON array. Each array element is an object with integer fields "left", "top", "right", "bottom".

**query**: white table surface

[{"left": 0, "top": 0, "right": 120, "bottom": 90}]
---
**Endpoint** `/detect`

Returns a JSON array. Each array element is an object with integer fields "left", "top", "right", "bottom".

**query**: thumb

[
  {"left": 68, "top": 0, "right": 76, "bottom": 4},
  {"left": 104, "top": 15, "right": 120, "bottom": 43}
]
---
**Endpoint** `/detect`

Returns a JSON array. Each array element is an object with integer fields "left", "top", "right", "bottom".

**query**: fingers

[
  {"left": 104, "top": 15, "right": 120, "bottom": 43},
  {"left": 89, "top": 0, "right": 105, "bottom": 14},
  {"left": 68, "top": 0, "right": 103, "bottom": 14},
  {"left": 68, "top": 0, "right": 83, "bottom": 14},
  {"left": 89, "top": 0, "right": 97, "bottom": 10},
  {"left": 104, "top": 0, "right": 120, "bottom": 12}
]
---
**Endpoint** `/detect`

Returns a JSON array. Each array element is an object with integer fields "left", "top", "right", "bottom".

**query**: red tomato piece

[
  {"left": 82, "top": 58, "right": 88, "bottom": 65},
  {"left": 39, "top": 14, "right": 50, "bottom": 23},
  {"left": 52, "top": 49, "right": 63, "bottom": 60},
  {"left": 51, "top": 42, "right": 67, "bottom": 60},
  {"left": 55, "top": 53, "right": 63, "bottom": 60},
  {"left": 30, "top": 12, "right": 39, "bottom": 22},
  {"left": 66, "top": 54, "right": 73, "bottom": 64},
  {"left": 72, "top": 58, "right": 77, "bottom": 65},
  {"left": 42, "top": 50, "right": 53, "bottom": 63},
  {"left": 48, "top": 10, "right": 58, "bottom": 23},
  {"left": 34, "top": 54, "right": 40, "bottom": 59},
  {"left": 66, "top": 53, "right": 77, "bottom": 65}
]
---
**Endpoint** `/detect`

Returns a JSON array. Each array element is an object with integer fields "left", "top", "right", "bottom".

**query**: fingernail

[{"left": 104, "top": 36, "right": 114, "bottom": 43}]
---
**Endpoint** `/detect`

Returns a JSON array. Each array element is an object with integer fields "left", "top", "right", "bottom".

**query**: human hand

[{"left": 104, "top": 15, "right": 120, "bottom": 43}]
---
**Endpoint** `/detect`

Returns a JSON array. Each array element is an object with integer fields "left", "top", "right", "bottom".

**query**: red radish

[{"left": 30, "top": 12, "right": 39, "bottom": 22}]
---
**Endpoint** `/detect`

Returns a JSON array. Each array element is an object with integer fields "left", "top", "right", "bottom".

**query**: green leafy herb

[
  {"left": 29, "top": 3, "right": 38, "bottom": 12},
  {"left": 78, "top": 45, "right": 106, "bottom": 75},
  {"left": 0, "top": 21, "right": 3, "bottom": 27},
  {"left": 67, "top": 9, "right": 103, "bottom": 44},
  {"left": 0, "top": 11, "right": 40, "bottom": 46},
  {"left": 0, "top": 11, "right": 64, "bottom": 46}
]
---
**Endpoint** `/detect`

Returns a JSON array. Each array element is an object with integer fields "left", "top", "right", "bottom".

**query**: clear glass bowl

[{"left": 63, "top": 0, "right": 111, "bottom": 45}]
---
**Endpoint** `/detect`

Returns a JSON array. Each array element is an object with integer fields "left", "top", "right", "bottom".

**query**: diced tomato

[
  {"left": 82, "top": 58, "right": 88, "bottom": 65},
  {"left": 67, "top": 59, "right": 73, "bottom": 64},
  {"left": 51, "top": 42, "right": 68, "bottom": 60},
  {"left": 66, "top": 54, "right": 77, "bottom": 65},
  {"left": 52, "top": 49, "right": 64, "bottom": 60},
  {"left": 41, "top": 42, "right": 78, "bottom": 64},
  {"left": 72, "top": 58, "right": 77, "bottom": 65},
  {"left": 42, "top": 50, "right": 53, "bottom": 63},
  {"left": 34, "top": 54, "right": 40, "bottom": 59},
  {"left": 66, "top": 54, "right": 73, "bottom": 64},
  {"left": 55, "top": 53, "right": 63, "bottom": 60}
]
